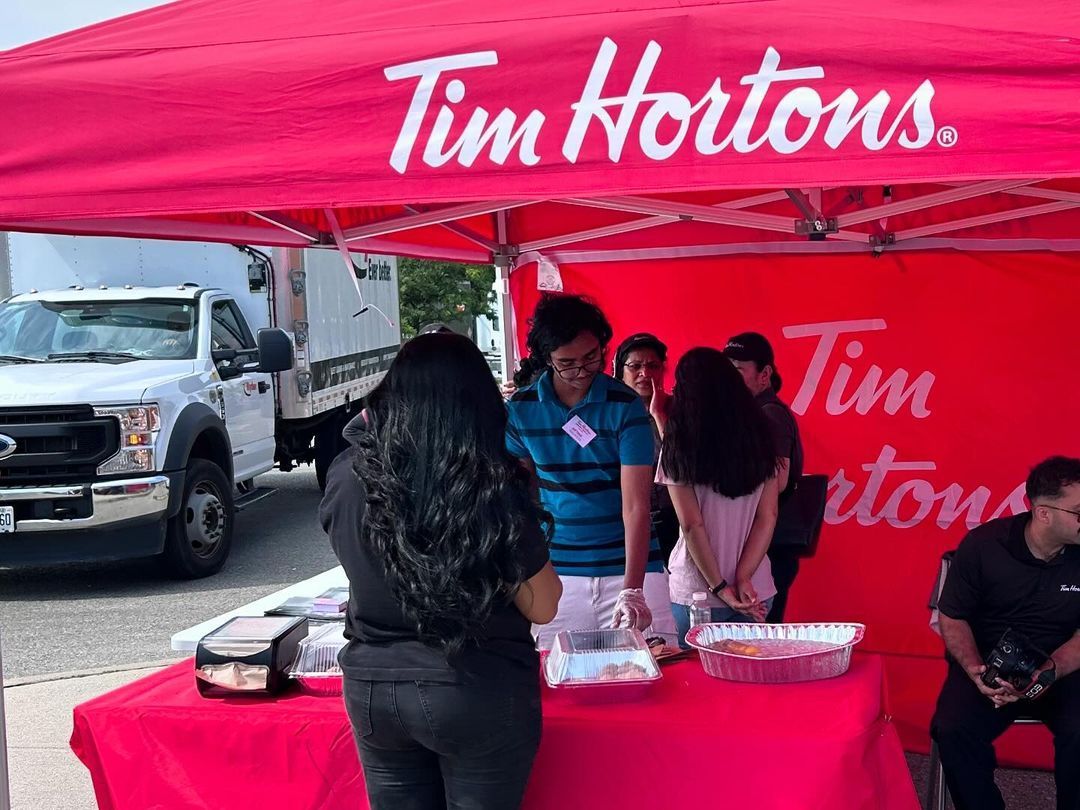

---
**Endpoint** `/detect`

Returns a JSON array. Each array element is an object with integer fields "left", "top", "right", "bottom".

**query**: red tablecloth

[{"left": 71, "top": 654, "right": 918, "bottom": 810}]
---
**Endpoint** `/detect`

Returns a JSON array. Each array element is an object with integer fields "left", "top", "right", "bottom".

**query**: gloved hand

[{"left": 611, "top": 588, "right": 653, "bottom": 631}]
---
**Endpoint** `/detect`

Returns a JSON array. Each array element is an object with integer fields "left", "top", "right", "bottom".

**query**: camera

[{"left": 981, "top": 629, "right": 1047, "bottom": 691}]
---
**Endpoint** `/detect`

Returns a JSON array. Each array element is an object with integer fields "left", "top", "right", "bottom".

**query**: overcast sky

[{"left": 1, "top": 0, "right": 171, "bottom": 50}]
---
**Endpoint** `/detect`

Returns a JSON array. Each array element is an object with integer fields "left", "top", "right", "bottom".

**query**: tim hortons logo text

[
  {"left": 782, "top": 319, "right": 1023, "bottom": 532},
  {"left": 383, "top": 38, "right": 942, "bottom": 174}
]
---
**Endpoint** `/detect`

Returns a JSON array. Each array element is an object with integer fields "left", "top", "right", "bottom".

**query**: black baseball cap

[
  {"left": 724, "top": 332, "right": 782, "bottom": 391},
  {"left": 613, "top": 332, "right": 667, "bottom": 375},
  {"left": 723, "top": 332, "right": 774, "bottom": 367}
]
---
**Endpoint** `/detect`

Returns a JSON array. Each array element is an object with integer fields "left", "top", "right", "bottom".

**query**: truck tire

[
  {"left": 314, "top": 419, "right": 349, "bottom": 492},
  {"left": 161, "top": 459, "right": 235, "bottom": 578}
]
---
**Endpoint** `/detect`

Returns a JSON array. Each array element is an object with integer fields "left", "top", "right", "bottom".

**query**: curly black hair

[
  {"left": 1026, "top": 456, "right": 1080, "bottom": 502},
  {"left": 351, "top": 332, "right": 550, "bottom": 659},
  {"left": 513, "top": 294, "right": 613, "bottom": 387},
  {"left": 662, "top": 347, "right": 779, "bottom": 497}
]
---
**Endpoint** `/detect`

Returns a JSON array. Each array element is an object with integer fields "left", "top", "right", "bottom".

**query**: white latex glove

[{"left": 611, "top": 588, "right": 653, "bottom": 631}]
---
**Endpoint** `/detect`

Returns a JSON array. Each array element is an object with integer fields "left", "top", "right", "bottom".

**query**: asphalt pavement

[{"left": 0, "top": 468, "right": 337, "bottom": 680}]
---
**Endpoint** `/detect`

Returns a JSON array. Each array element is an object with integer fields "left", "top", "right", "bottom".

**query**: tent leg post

[
  {"left": 0, "top": 630, "right": 12, "bottom": 810},
  {"left": 496, "top": 262, "right": 517, "bottom": 385}
]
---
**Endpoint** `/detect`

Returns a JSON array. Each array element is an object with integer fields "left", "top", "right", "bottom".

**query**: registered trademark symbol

[{"left": 936, "top": 126, "right": 958, "bottom": 147}]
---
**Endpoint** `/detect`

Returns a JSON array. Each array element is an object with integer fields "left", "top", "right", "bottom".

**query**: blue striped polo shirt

[{"left": 505, "top": 370, "right": 664, "bottom": 578}]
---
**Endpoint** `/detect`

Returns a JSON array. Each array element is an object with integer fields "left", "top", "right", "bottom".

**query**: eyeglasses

[
  {"left": 553, "top": 356, "right": 603, "bottom": 380},
  {"left": 1041, "top": 505, "right": 1080, "bottom": 522},
  {"left": 624, "top": 361, "right": 663, "bottom": 373}
]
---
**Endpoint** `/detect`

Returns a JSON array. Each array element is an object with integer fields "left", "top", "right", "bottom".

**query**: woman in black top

[{"left": 320, "top": 332, "right": 562, "bottom": 810}]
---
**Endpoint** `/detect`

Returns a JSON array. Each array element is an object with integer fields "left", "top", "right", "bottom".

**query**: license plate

[{"left": 0, "top": 505, "right": 14, "bottom": 533}]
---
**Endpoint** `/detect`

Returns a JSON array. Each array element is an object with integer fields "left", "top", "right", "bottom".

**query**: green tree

[{"left": 398, "top": 258, "right": 496, "bottom": 339}]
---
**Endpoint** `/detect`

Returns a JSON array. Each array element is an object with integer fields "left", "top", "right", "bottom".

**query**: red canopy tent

[{"left": 2, "top": 0, "right": 1079, "bottom": 764}]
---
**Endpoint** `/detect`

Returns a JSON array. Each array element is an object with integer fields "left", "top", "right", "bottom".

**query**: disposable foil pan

[
  {"left": 543, "top": 628, "right": 661, "bottom": 702},
  {"left": 685, "top": 623, "right": 865, "bottom": 684},
  {"left": 289, "top": 622, "right": 346, "bottom": 696}
]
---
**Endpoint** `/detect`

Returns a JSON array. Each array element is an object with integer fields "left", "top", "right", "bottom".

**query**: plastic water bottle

[{"left": 689, "top": 591, "right": 711, "bottom": 628}]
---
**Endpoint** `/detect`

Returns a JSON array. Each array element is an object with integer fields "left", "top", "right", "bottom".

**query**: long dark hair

[
  {"left": 662, "top": 347, "right": 778, "bottom": 497},
  {"left": 512, "top": 294, "right": 613, "bottom": 387},
  {"left": 351, "top": 333, "right": 549, "bottom": 658}
]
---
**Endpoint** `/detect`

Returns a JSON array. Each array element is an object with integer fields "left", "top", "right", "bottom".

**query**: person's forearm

[
  {"left": 735, "top": 512, "right": 776, "bottom": 584},
  {"left": 939, "top": 615, "right": 983, "bottom": 671},
  {"left": 1050, "top": 633, "right": 1080, "bottom": 679},
  {"left": 622, "top": 504, "right": 650, "bottom": 589},
  {"left": 684, "top": 524, "right": 724, "bottom": 590}
]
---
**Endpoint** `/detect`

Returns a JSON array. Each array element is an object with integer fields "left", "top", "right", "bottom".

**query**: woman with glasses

[
  {"left": 613, "top": 333, "right": 680, "bottom": 564},
  {"left": 656, "top": 347, "right": 780, "bottom": 647},
  {"left": 321, "top": 332, "right": 562, "bottom": 810},
  {"left": 506, "top": 294, "right": 677, "bottom": 649}
]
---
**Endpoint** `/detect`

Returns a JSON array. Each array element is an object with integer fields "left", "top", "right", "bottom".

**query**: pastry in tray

[{"left": 705, "top": 638, "right": 837, "bottom": 658}]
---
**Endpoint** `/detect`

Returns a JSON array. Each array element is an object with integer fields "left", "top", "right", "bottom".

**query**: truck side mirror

[{"left": 254, "top": 328, "right": 292, "bottom": 373}]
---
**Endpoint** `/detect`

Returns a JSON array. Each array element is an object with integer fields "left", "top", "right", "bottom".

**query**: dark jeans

[
  {"left": 344, "top": 677, "right": 542, "bottom": 810},
  {"left": 766, "top": 546, "right": 800, "bottom": 623},
  {"left": 930, "top": 662, "right": 1080, "bottom": 810}
]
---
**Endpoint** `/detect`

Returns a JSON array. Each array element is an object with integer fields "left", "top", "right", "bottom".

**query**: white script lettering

[
  {"left": 384, "top": 40, "right": 941, "bottom": 172},
  {"left": 784, "top": 319, "right": 935, "bottom": 418},
  {"left": 384, "top": 52, "right": 544, "bottom": 173},
  {"left": 826, "top": 444, "right": 1027, "bottom": 530}
]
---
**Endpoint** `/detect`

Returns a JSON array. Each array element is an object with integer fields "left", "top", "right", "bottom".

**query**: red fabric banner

[{"left": 510, "top": 249, "right": 1079, "bottom": 765}]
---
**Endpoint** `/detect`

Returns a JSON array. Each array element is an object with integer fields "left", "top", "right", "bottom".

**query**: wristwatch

[
  {"left": 1023, "top": 665, "right": 1056, "bottom": 700},
  {"left": 710, "top": 580, "right": 728, "bottom": 599}
]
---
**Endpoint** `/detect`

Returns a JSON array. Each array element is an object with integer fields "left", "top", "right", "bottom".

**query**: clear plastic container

[
  {"left": 543, "top": 628, "right": 662, "bottom": 702},
  {"left": 686, "top": 622, "right": 865, "bottom": 683},
  {"left": 689, "top": 591, "right": 711, "bottom": 628},
  {"left": 288, "top": 621, "right": 347, "bottom": 695}
]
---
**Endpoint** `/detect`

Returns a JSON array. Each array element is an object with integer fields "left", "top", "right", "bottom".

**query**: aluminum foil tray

[
  {"left": 685, "top": 623, "right": 865, "bottom": 684},
  {"left": 543, "top": 628, "right": 661, "bottom": 702},
  {"left": 289, "top": 621, "right": 346, "bottom": 696}
]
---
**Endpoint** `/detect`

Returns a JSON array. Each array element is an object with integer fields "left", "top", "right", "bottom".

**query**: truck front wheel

[{"left": 161, "top": 459, "right": 235, "bottom": 578}]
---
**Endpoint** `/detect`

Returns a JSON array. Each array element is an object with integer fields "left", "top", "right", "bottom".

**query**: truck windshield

[{"left": 0, "top": 299, "right": 199, "bottom": 361}]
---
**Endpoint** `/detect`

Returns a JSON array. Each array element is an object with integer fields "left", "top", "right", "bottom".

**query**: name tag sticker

[{"left": 562, "top": 415, "right": 597, "bottom": 448}]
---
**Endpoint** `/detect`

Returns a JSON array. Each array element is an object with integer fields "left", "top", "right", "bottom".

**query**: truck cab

[{"left": 0, "top": 283, "right": 291, "bottom": 577}]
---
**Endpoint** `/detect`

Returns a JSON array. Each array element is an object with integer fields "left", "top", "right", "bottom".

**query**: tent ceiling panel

[{"left": 1, "top": 0, "right": 1079, "bottom": 260}]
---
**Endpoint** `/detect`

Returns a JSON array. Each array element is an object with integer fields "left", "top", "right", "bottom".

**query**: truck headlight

[{"left": 95, "top": 405, "right": 161, "bottom": 474}]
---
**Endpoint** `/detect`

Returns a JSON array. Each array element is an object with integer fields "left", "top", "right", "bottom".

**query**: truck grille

[{"left": 0, "top": 406, "right": 120, "bottom": 486}]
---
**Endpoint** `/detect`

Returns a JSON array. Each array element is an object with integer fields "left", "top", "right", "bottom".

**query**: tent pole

[
  {"left": 497, "top": 263, "right": 517, "bottom": 385},
  {"left": 892, "top": 200, "right": 1080, "bottom": 242},
  {"left": 518, "top": 189, "right": 792, "bottom": 253},
  {"left": 495, "top": 209, "right": 518, "bottom": 385},
  {"left": 342, "top": 200, "right": 530, "bottom": 242},
  {"left": 835, "top": 179, "right": 1038, "bottom": 228},
  {"left": 0, "top": 630, "right": 11, "bottom": 810}
]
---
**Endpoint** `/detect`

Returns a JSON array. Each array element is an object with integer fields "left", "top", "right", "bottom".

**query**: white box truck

[{"left": 0, "top": 233, "right": 400, "bottom": 577}]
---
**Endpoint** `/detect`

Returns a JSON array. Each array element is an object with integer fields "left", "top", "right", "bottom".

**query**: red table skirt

[{"left": 71, "top": 653, "right": 918, "bottom": 810}]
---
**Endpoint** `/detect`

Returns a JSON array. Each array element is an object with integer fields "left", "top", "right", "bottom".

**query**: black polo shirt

[
  {"left": 756, "top": 388, "right": 804, "bottom": 499},
  {"left": 938, "top": 513, "right": 1080, "bottom": 658}
]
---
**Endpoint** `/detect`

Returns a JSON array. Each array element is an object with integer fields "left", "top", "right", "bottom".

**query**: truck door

[{"left": 208, "top": 298, "right": 276, "bottom": 481}]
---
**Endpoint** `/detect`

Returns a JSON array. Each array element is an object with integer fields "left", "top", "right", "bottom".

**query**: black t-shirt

[
  {"left": 938, "top": 513, "right": 1080, "bottom": 658},
  {"left": 756, "top": 389, "right": 804, "bottom": 499},
  {"left": 319, "top": 449, "right": 550, "bottom": 684}
]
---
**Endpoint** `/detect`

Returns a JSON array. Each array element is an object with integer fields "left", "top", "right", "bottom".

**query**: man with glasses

[
  {"left": 932, "top": 455, "right": 1080, "bottom": 810},
  {"left": 506, "top": 295, "right": 676, "bottom": 649}
]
